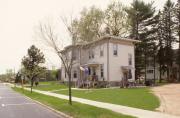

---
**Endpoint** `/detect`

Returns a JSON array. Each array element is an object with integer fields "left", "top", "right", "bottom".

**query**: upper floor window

[
  {"left": 89, "top": 49, "right": 95, "bottom": 59},
  {"left": 100, "top": 45, "right": 104, "bottom": 57},
  {"left": 128, "top": 54, "right": 132, "bottom": 65},
  {"left": 92, "top": 50, "right": 94, "bottom": 58},
  {"left": 113, "top": 44, "right": 118, "bottom": 56},
  {"left": 72, "top": 50, "right": 77, "bottom": 60},
  {"left": 89, "top": 50, "right": 91, "bottom": 59}
]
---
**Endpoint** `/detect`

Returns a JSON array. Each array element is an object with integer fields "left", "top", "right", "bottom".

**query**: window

[
  {"left": 100, "top": 45, "right": 104, "bottom": 57},
  {"left": 100, "top": 64, "right": 104, "bottom": 78},
  {"left": 73, "top": 70, "right": 77, "bottom": 78},
  {"left": 72, "top": 50, "right": 77, "bottom": 60},
  {"left": 92, "top": 50, "right": 94, "bottom": 58},
  {"left": 128, "top": 69, "right": 132, "bottom": 79},
  {"left": 89, "top": 49, "right": 95, "bottom": 59},
  {"left": 113, "top": 44, "right": 118, "bottom": 56},
  {"left": 128, "top": 54, "right": 132, "bottom": 65},
  {"left": 89, "top": 50, "right": 91, "bottom": 59},
  {"left": 147, "top": 70, "right": 154, "bottom": 74}
]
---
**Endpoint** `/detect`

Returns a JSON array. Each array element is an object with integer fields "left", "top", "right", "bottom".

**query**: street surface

[{"left": 0, "top": 83, "right": 64, "bottom": 118}]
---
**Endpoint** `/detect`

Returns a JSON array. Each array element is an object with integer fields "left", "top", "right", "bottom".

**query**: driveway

[
  {"left": 0, "top": 83, "right": 64, "bottom": 118},
  {"left": 152, "top": 84, "right": 180, "bottom": 116}
]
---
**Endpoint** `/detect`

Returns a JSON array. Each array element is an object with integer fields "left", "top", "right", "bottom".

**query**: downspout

[
  {"left": 107, "top": 39, "right": 110, "bottom": 85},
  {"left": 80, "top": 47, "right": 81, "bottom": 78},
  {"left": 79, "top": 46, "right": 82, "bottom": 86}
]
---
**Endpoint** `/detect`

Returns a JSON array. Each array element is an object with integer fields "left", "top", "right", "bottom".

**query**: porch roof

[{"left": 81, "top": 62, "right": 101, "bottom": 67}]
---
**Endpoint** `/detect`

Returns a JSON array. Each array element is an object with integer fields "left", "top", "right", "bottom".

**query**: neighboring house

[
  {"left": 146, "top": 49, "right": 179, "bottom": 81},
  {"left": 61, "top": 36, "right": 139, "bottom": 87}
]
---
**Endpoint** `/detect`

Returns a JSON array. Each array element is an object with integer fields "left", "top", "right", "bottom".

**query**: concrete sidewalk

[{"left": 15, "top": 86, "right": 178, "bottom": 118}]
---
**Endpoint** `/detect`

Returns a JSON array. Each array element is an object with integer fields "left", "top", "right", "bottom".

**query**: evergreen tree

[
  {"left": 126, "top": 0, "right": 156, "bottom": 81},
  {"left": 162, "top": 0, "right": 176, "bottom": 81},
  {"left": 174, "top": 0, "right": 180, "bottom": 81},
  {"left": 156, "top": 11, "right": 166, "bottom": 83},
  {"left": 22, "top": 45, "right": 45, "bottom": 93}
]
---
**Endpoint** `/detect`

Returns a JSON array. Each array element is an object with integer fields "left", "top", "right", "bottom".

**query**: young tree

[
  {"left": 22, "top": 45, "right": 45, "bottom": 93},
  {"left": 104, "top": 1, "right": 129, "bottom": 36}
]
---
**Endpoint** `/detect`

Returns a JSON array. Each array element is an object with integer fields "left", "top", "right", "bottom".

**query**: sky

[{"left": 0, "top": 0, "right": 178, "bottom": 74}]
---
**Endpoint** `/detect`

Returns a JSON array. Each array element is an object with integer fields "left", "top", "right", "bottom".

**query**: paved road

[{"left": 0, "top": 83, "right": 64, "bottom": 118}]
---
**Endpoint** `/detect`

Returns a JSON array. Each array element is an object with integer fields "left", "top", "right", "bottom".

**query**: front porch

[{"left": 76, "top": 63, "right": 106, "bottom": 88}]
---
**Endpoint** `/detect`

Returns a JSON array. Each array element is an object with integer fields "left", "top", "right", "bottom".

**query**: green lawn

[
  {"left": 12, "top": 87, "right": 135, "bottom": 118},
  {"left": 55, "top": 88, "right": 160, "bottom": 110},
  {"left": 32, "top": 81, "right": 67, "bottom": 91}
]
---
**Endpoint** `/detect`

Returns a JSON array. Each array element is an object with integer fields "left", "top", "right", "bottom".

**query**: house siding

[
  {"left": 60, "top": 36, "right": 137, "bottom": 87},
  {"left": 108, "top": 42, "right": 135, "bottom": 82}
]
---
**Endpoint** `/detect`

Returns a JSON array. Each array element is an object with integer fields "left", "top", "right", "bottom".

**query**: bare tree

[{"left": 37, "top": 21, "right": 75, "bottom": 105}]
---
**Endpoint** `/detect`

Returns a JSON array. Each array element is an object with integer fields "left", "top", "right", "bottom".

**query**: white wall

[
  {"left": 108, "top": 42, "right": 135, "bottom": 82},
  {"left": 81, "top": 42, "right": 108, "bottom": 81},
  {"left": 61, "top": 40, "right": 136, "bottom": 82}
]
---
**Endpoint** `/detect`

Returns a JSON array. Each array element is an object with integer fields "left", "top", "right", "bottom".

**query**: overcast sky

[{"left": 0, "top": 0, "right": 178, "bottom": 74}]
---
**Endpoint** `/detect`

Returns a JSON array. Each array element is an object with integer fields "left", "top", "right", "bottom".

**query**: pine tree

[
  {"left": 163, "top": 0, "right": 176, "bottom": 81},
  {"left": 156, "top": 11, "right": 166, "bottom": 83},
  {"left": 126, "top": 0, "right": 156, "bottom": 81},
  {"left": 174, "top": 0, "right": 180, "bottom": 81}
]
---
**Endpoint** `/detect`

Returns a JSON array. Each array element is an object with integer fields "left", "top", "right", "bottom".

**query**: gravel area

[{"left": 152, "top": 84, "right": 180, "bottom": 116}]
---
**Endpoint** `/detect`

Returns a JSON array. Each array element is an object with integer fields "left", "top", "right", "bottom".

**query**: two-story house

[
  {"left": 146, "top": 49, "right": 180, "bottom": 82},
  {"left": 61, "top": 36, "right": 139, "bottom": 87}
]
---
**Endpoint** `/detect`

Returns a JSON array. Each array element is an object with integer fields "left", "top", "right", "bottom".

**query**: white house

[
  {"left": 61, "top": 36, "right": 139, "bottom": 87},
  {"left": 146, "top": 49, "right": 180, "bottom": 81}
]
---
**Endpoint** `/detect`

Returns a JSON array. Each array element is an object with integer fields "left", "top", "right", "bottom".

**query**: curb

[
  {"left": 24, "top": 96, "right": 72, "bottom": 118},
  {"left": 8, "top": 83, "right": 72, "bottom": 118}
]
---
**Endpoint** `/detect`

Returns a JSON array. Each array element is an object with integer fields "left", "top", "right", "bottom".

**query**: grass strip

[{"left": 12, "top": 87, "right": 135, "bottom": 118}]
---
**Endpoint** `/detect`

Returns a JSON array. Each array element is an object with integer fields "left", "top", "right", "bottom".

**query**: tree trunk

[
  {"left": 179, "top": 62, "right": 180, "bottom": 82},
  {"left": 179, "top": 32, "right": 180, "bottom": 82},
  {"left": 30, "top": 77, "right": 34, "bottom": 93},
  {"left": 167, "top": 66, "right": 170, "bottom": 82},
  {"left": 68, "top": 73, "right": 72, "bottom": 105},
  {"left": 31, "top": 80, "right": 33, "bottom": 93},
  {"left": 178, "top": 14, "right": 180, "bottom": 82},
  {"left": 153, "top": 53, "right": 156, "bottom": 85},
  {"left": 178, "top": 48, "right": 180, "bottom": 82},
  {"left": 144, "top": 54, "right": 147, "bottom": 82},
  {"left": 159, "top": 65, "right": 162, "bottom": 83}
]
